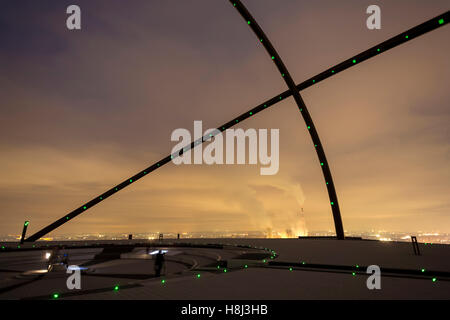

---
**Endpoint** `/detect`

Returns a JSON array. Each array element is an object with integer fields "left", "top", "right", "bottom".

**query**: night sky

[{"left": 0, "top": 0, "right": 449, "bottom": 237}]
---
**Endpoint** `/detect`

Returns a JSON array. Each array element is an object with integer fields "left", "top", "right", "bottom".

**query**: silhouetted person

[{"left": 154, "top": 250, "right": 165, "bottom": 277}]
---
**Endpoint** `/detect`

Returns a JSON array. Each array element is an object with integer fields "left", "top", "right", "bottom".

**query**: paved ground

[{"left": 0, "top": 238, "right": 449, "bottom": 299}]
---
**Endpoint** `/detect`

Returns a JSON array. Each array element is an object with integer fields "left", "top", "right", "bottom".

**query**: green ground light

[
  {"left": 114, "top": 285, "right": 119, "bottom": 291},
  {"left": 52, "top": 293, "right": 59, "bottom": 299}
]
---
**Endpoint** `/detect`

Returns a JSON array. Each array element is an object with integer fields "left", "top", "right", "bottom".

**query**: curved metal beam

[
  {"left": 25, "top": 10, "right": 449, "bottom": 242},
  {"left": 230, "top": 0, "right": 344, "bottom": 238}
]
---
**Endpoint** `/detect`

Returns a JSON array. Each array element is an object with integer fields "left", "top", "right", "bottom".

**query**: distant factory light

[{"left": 45, "top": 252, "right": 52, "bottom": 260}]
